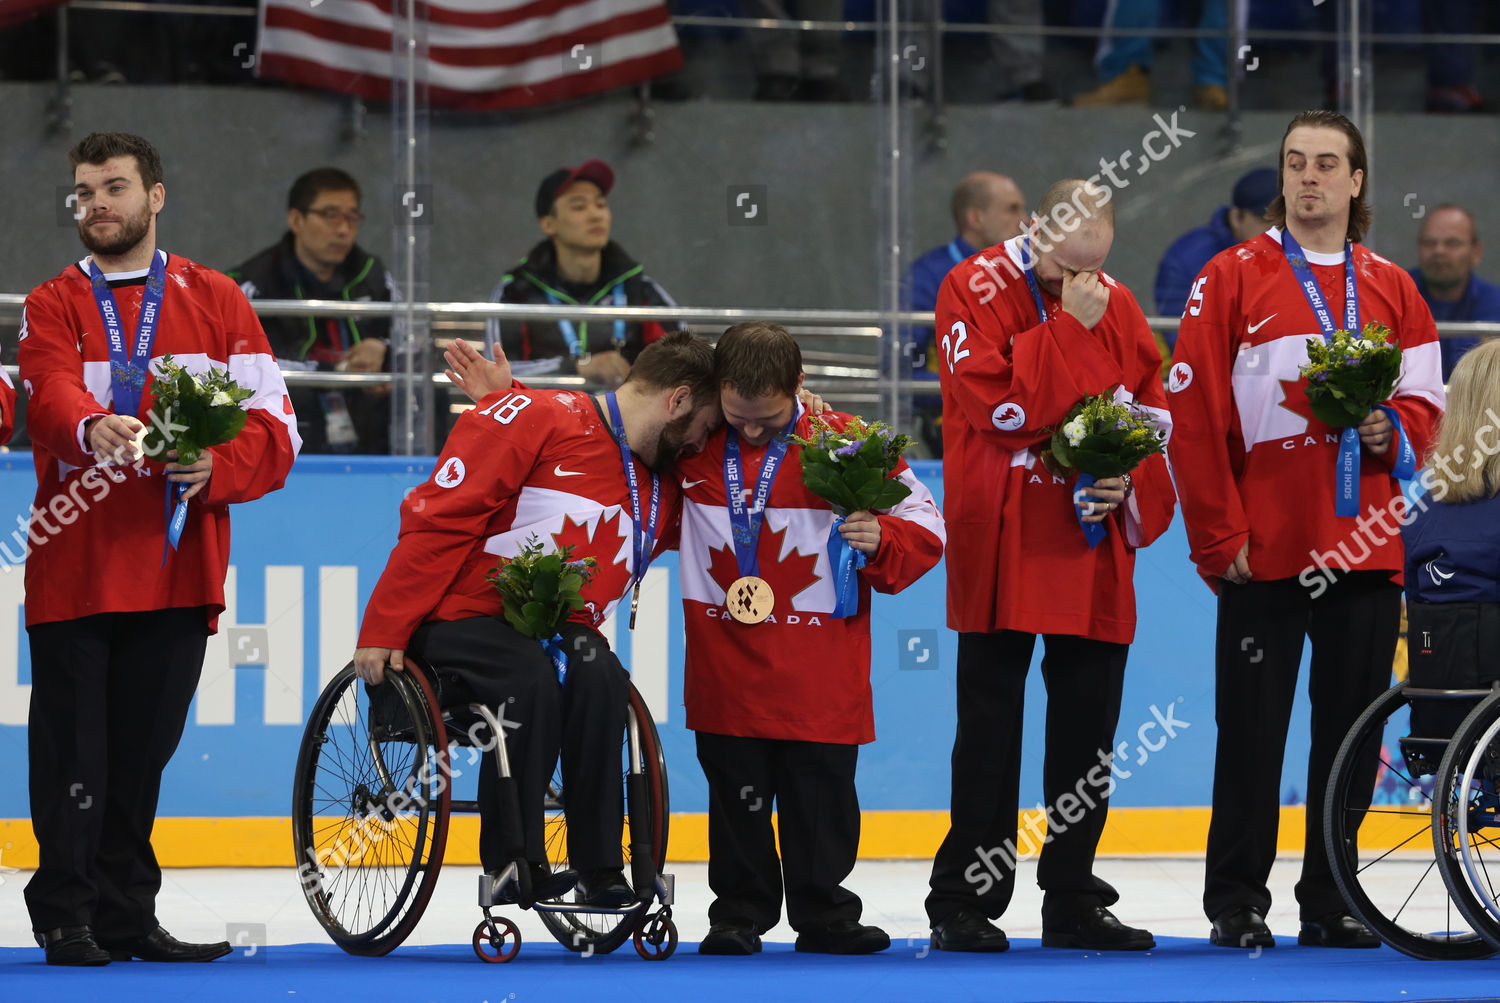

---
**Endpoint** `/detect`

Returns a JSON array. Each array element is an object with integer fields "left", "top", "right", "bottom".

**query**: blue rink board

[
  {"left": 1, "top": 939, "right": 1496, "bottom": 1003},
  {"left": 0, "top": 455, "right": 1327, "bottom": 819}
]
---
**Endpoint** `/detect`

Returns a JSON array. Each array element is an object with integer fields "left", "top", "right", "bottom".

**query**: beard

[
  {"left": 78, "top": 203, "right": 152, "bottom": 258},
  {"left": 646, "top": 410, "right": 699, "bottom": 475}
]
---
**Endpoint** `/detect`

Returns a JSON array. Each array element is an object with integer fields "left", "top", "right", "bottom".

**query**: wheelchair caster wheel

[
  {"left": 473, "top": 917, "right": 521, "bottom": 963},
  {"left": 633, "top": 911, "right": 678, "bottom": 960}
]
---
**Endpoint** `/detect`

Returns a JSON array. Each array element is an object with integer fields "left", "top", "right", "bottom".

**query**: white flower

[
  {"left": 1063, "top": 418, "right": 1087, "bottom": 447},
  {"left": 210, "top": 391, "right": 233, "bottom": 407},
  {"left": 1359, "top": 339, "right": 1375, "bottom": 350}
]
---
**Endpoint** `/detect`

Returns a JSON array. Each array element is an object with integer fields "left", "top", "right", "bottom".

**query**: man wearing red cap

[{"left": 485, "top": 160, "right": 681, "bottom": 389}]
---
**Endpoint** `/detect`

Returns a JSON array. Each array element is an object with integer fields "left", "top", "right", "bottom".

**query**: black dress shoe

[
  {"left": 1042, "top": 906, "right": 1155, "bottom": 950},
  {"left": 1210, "top": 905, "right": 1275, "bottom": 949},
  {"left": 485, "top": 862, "right": 577, "bottom": 904},
  {"left": 699, "top": 920, "right": 762, "bottom": 955},
  {"left": 930, "top": 907, "right": 1010, "bottom": 952},
  {"left": 795, "top": 919, "right": 890, "bottom": 955},
  {"left": 574, "top": 868, "right": 634, "bottom": 908},
  {"left": 41, "top": 926, "right": 111, "bottom": 966},
  {"left": 1297, "top": 911, "right": 1380, "bottom": 948},
  {"left": 102, "top": 926, "right": 232, "bottom": 962}
]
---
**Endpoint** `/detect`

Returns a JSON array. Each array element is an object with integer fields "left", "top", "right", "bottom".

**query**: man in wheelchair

[{"left": 352, "top": 331, "right": 720, "bottom": 907}]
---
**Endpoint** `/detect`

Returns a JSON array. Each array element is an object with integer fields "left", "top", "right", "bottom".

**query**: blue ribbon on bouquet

[
  {"left": 827, "top": 512, "right": 868, "bottom": 619},
  {"left": 542, "top": 633, "right": 569, "bottom": 685},
  {"left": 162, "top": 480, "right": 189, "bottom": 565},
  {"left": 1072, "top": 473, "right": 1109, "bottom": 550}
]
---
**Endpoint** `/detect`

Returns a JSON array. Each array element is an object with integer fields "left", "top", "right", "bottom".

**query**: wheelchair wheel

[
  {"left": 538, "top": 682, "right": 669, "bottom": 955},
  {"left": 1433, "top": 691, "right": 1500, "bottom": 952},
  {"left": 292, "top": 661, "right": 452, "bottom": 956},
  {"left": 1325, "top": 682, "right": 1495, "bottom": 960}
]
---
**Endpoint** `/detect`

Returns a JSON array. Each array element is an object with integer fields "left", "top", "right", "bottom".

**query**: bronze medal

[{"left": 726, "top": 575, "right": 775, "bottom": 625}]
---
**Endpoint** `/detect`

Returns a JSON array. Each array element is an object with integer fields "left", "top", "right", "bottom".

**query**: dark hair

[
  {"left": 69, "top": 132, "right": 163, "bottom": 189},
  {"left": 950, "top": 175, "right": 993, "bottom": 232},
  {"left": 714, "top": 322, "right": 802, "bottom": 399},
  {"left": 288, "top": 167, "right": 361, "bottom": 213},
  {"left": 1265, "top": 110, "right": 1371, "bottom": 243},
  {"left": 622, "top": 330, "right": 718, "bottom": 410}
]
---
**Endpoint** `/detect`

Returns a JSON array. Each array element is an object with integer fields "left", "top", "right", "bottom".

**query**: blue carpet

[{"left": 4, "top": 938, "right": 1499, "bottom": 1002}]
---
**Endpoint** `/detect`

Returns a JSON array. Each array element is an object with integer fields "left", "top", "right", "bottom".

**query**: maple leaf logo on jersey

[
  {"left": 551, "top": 512, "right": 631, "bottom": 624},
  {"left": 1276, "top": 377, "right": 1320, "bottom": 430},
  {"left": 706, "top": 523, "right": 820, "bottom": 609}
]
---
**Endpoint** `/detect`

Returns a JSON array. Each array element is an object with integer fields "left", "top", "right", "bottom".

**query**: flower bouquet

[
  {"left": 142, "top": 354, "right": 255, "bottom": 464},
  {"left": 1044, "top": 390, "right": 1167, "bottom": 548},
  {"left": 1046, "top": 392, "right": 1167, "bottom": 478},
  {"left": 145, "top": 354, "right": 256, "bottom": 554},
  {"left": 1296, "top": 322, "right": 1402, "bottom": 428},
  {"left": 486, "top": 535, "right": 597, "bottom": 681},
  {"left": 788, "top": 415, "right": 914, "bottom": 617}
]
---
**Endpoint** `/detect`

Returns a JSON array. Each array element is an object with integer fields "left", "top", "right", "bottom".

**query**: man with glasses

[
  {"left": 1409, "top": 205, "right": 1500, "bottom": 380},
  {"left": 229, "top": 167, "right": 395, "bottom": 453}
]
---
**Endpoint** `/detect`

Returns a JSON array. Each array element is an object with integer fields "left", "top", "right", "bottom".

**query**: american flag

[{"left": 255, "top": 0, "right": 684, "bottom": 111}]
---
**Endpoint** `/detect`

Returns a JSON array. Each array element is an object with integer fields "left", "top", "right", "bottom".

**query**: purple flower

[
  {"left": 1312, "top": 372, "right": 1328, "bottom": 382},
  {"left": 835, "top": 441, "right": 862, "bottom": 457}
]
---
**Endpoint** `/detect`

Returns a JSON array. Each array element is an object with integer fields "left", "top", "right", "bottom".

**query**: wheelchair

[
  {"left": 290, "top": 654, "right": 677, "bottom": 962},
  {"left": 1323, "top": 601, "right": 1500, "bottom": 960}
]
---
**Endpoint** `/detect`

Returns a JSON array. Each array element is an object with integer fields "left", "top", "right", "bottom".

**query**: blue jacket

[
  {"left": 1404, "top": 489, "right": 1500, "bottom": 604},
  {"left": 1408, "top": 268, "right": 1500, "bottom": 381},
  {"left": 1155, "top": 207, "right": 1237, "bottom": 348},
  {"left": 902, "top": 236, "right": 976, "bottom": 379}
]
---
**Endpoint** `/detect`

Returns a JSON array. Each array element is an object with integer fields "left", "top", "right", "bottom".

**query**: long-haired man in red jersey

[{"left": 1169, "top": 110, "right": 1443, "bottom": 950}]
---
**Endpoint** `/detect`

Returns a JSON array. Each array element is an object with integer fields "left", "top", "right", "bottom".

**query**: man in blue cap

[{"left": 1154, "top": 168, "right": 1278, "bottom": 349}]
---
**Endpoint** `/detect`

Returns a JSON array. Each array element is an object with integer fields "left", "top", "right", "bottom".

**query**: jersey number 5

[
  {"left": 1184, "top": 276, "right": 1207, "bottom": 318},
  {"left": 478, "top": 392, "right": 532, "bottom": 424},
  {"left": 942, "top": 320, "right": 971, "bottom": 372}
]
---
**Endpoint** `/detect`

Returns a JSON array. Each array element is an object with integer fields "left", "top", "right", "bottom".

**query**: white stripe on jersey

[{"left": 680, "top": 501, "right": 837, "bottom": 612}]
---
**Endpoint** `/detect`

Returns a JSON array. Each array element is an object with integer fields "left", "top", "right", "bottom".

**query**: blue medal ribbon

[
  {"left": 946, "top": 239, "right": 967, "bottom": 266},
  {"left": 548, "top": 284, "right": 627, "bottom": 360},
  {"left": 1280, "top": 231, "right": 1413, "bottom": 513},
  {"left": 723, "top": 412, "right": 798, "bottom": 581},
  {"left": 605, "top": 392, "right": 660, "bottom": 624},
  {"left": 88, "top": 253, "right": 190, "bottom": 561},
  {"left": 1020, "top": 236, "right": 1049, "bottom": 327}
]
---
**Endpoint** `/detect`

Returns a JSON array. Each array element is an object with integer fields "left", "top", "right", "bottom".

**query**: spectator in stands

[
  {"left": 486, "top": 159, "right": 681, "bottom": 388},
  {"left": 1154, "top": 168, "right": 1276, "bottom": 347},
  {"left": 228, "top": 167, "right": 394, "bottom": 454},
  {"left": 1071, "top": 0, "right": 1231, "bottom": 110},
  {"left": 904, "top": 172, "right": 1027, "bottom": 455},
  {"left": 1410, "top": 205, "right": 1500, "bottom": 381},
  {"left": 742, "top": 0, "right": 847, "bottom": 101}
]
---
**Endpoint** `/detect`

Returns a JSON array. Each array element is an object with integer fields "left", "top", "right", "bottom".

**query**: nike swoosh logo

[
  {"left": 554, "top": 465, "right": 585, "bottom": 477},
  {"left": 681, "top": 479, "right": 707, "bottom": 490},
  {"left": 1247, "top": 314, "right": 1277, "bottom": 334}
]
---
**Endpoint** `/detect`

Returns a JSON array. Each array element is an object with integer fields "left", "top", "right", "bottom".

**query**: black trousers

[
  {"left": 695, "top": 732, "right": 863, "bottom": 933},
  {"left": 926, "top": 630, "right": 1129, "bottom": 927},
  {"left": 409, "top": 617, "right": 629, "bottom": 873},
  {"left": 25, "top": 607, "right": 209, "bottom": 941},
  {"left": 1203, "top": 571, "right": 1399, "bottom": 922}
]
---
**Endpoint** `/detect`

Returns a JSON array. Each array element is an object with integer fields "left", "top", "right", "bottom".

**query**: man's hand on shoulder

[{"left": 445, "top": 338, "right": 512, "bottom": 403}]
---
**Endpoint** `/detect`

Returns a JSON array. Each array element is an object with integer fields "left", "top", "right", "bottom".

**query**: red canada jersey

[
  {"left": 358, "top": 388, "right": 681, "bottom": 650},
  {"left": 936, "top": 236, "right": 1177, "bottom": 642},
  {"left": 674, "top": 408, "right": 945, "bottom": 744},
  {"left": 18, "top": 251, "right": 301, "bottom": 629},
  {"left": 1168, "top": 228, "right": 1443, "bottom": 589}
]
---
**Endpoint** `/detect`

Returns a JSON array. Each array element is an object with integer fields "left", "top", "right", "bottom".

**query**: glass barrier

[{"left": 0, "top": 0, "right": 1493, "bottom": 457}]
